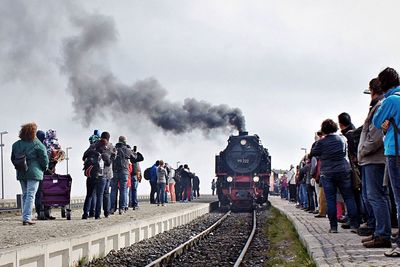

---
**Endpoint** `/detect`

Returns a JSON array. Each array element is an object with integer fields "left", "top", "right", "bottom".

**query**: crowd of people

[
  {"left": 278, "top": 67, "right": 400, "bottom": 257},
  {"left": 80, "top": 132, "right": 202, "bottom": 218},
  {"left": 10, "top": 127, "right": 202, "bottom": 224}
]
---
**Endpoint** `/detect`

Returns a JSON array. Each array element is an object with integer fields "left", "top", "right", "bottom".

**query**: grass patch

[{"left": 264, "top": 206, "right": 315, "bottom": 267}]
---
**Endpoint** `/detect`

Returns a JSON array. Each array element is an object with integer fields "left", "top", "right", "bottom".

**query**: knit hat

[
  {"left": 36, "top": 130, "right": 46, "bottom": 143},
  {"left": 119, "top": 136, "right": 127, "bottom": 144}
]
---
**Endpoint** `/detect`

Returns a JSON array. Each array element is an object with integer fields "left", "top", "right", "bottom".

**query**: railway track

[{"left": 145, "top": 210, "right": 257, "bottom": 267}]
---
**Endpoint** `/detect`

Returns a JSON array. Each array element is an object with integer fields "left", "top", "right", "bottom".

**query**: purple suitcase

[{"left": 41, "top": 174, "right": 72, "bottom": 207}]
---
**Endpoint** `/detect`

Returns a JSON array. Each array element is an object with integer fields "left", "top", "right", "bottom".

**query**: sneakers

[
  {"left": 384, "top": 246, "right": 400, "bottom": 257},
  {"left": 81, "top": 214, "right": 88, "bottom": 220},
  {"left": 363, "top": 236, "right": 392, "bottom": 248},
  {"left": 22, "top": 220, "right": 36, "bottom": 225},
  {"left": 314, "top": 214, "right": 326, "bottom": 218}
]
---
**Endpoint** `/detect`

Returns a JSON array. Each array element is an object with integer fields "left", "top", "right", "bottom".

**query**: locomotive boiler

[{"left": 215, "top": 131, "right": 271, "bottom": 210}]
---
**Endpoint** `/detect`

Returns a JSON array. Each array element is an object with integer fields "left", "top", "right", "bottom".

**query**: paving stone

[{"left": 270, "top": 196, "right": 399, "bottom": 267}]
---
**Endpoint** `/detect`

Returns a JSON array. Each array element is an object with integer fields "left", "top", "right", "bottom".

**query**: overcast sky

[{"left": 1, "top": 0, "right": 400, "bottom": 198}]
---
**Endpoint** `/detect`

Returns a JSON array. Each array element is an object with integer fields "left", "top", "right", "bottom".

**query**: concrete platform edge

[{"left": 0, "top": 202, "right": 213, "bottom": 267}]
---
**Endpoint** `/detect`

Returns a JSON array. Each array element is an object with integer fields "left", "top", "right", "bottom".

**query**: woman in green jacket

[{"left": 11, "top": 123, "right": 49, "bottom": 225}]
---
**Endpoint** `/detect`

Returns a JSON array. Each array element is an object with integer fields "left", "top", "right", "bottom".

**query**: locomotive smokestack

[{"left": 239, "top": 131, "right": 248, "bottom": 136}]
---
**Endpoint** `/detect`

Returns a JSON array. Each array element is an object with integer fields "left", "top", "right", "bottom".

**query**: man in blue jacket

[
  {"left": 372, "top": 67, "right": 400, "bottom": 257},
  {"left": 149, "top": 160, "right": 160, "bottom": 204}
]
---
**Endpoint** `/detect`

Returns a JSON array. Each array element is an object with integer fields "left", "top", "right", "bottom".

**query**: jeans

[
  {"left": 95, "top": 177, "right": 110, "bottom": 218},
  {"left": 307, "top": 184, "right": 315, "bottom": 210},
  {"left": 83, "top": 178, "right": 96, "bottom": 216},
  {"left": 157, "top": 183, "right": 166, "bottom": 204},
  {"left": 280, "top": 187, "right": 288, "bottom": 199},
  {"left": 20, "top": 180, "right": 39, "bottom": 222},
  {"left": 299, "top": 183, "right": 308, "bottom": 208},
  {"left": 150, "top": 181, "right": 157, "bottom": 204},
  {"left": 387, "top": 156, "right": 400, "bottom": 245},
  {"left": 130, "top": 178, "right": 139, "bottom": 207},
  {"left": 321, "top": 171, "right": 359, "bottom": 230},
  {"left": 110, "top": 171, "right": 129, "bottom": 210},
  {"left": 362, "top": 164, "right": 391, "bottom": 239}
]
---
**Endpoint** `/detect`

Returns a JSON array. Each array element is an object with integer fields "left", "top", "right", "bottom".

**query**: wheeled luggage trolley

[{"left": 39, "top": 174, "right": 72, "bottom": 220}]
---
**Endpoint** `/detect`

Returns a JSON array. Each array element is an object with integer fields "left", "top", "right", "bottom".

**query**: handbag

[
  {"left": 350, "top": 161, "right": 361, "bottom": 190},
  {"left": 13, "top": 153, "right": 28, "bottom": 172}
]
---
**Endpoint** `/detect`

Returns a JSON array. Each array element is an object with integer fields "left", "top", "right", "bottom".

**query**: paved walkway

[
  {"left": 0, "top": 195, "right": 217, "bottom": 250},
  {"left": 270, "top": 196, "right": 399, "bottom": 267}
]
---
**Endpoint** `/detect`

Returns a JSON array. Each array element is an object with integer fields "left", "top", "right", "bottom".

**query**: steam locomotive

[{"left": 215, "top": 131, "right": 271, "bottom": 210}]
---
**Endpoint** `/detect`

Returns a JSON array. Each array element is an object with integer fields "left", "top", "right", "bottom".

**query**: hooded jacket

[
  {"left": 11, "top": 138, "right": 49, "bottom": 181},
  {"left": 113, "top": 142, "right": 144, "bottom": 173},
  {"left": 373, "top": 86, "right": 400, "bottom": 156},
  {"left": 358, "top": 95, "right": 385, "bottom": 165},
  {"left": 310, "top": 133, "right": 350, "bottom": 175},
  {"left": 83, "top": 140, "right": 115, "bottom": 178},
  {"left": 156, "top": 165, "right": 168, "bottom": 184}
]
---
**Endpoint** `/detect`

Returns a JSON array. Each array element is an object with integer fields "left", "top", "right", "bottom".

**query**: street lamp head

[
  {"left": 0, "top": 131, "right": 8, "bottom": 135},
  {"left": 66, "top": 147, "right": 72, "bottom": 150}
]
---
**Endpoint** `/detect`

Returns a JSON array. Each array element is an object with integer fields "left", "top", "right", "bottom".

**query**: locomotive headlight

[
  {"left": 227, "top": 176, "right": 233, "bottom": 183},
  {"left": 253, "top": 176, "right": 260, "bottom": 182},
  {"left": 240, "top": 139, "right": 247, "bottom": 145}
]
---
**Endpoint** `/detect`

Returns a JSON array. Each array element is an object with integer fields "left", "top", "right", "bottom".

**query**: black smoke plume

[{"left": 62, "top": 14, "right": 246, "bottom": 134}]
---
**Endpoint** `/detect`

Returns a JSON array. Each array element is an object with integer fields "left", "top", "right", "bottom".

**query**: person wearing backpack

[
  {"left": 110, "top": 136, "right": 144, "bottom": 214},
  {"left": 82, "top": 138, "right": 109, "bottom": 219},
  {"left": 11, "top": 123, "right": 49, "bottom": 225},
  {"left": 372, "top": 67, "right": 400, "bottom": 257},
  {"left": 93, "top": 132, "right": 115, "bottom": 219}
]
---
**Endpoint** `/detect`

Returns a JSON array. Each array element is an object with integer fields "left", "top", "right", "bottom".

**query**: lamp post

[
  {"left": 176, "top": 161, "right": 181, "bottom": 169},
  {"left": 66, "top": 147, "right": 72, "bottom": 175},
  {"left": 300, "top": 147, "right": 307, "bottom": 154},
  {"left": 1, "top": 131, "right": 8, "bottom": 199}
]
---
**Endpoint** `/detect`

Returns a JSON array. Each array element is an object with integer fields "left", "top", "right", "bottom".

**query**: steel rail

[
  {"left": 233, "top": 209, "right": 257, "bottom": 267},
  {"left": 145, "top": 211, "right": 231, "bottom": 267}
]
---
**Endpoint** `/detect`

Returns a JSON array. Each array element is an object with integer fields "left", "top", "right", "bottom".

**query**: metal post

[
  {"left": 1, "top": 131, "right": 8, "bottom": 199},
  {"left": 176, "top": 161, "right": 180, "bottom": 169},
  {"left": 66, "top": 147, "right": 72, "bottom": 175},
  {"left": 300, "top": 147, "right": 307, "bottom": 154}
]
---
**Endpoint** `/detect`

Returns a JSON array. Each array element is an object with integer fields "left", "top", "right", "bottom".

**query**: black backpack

[
  {"left": 83, "top": 150, "right": 101, "bottom": 179},
  {"left": 143, "top": 167, "right": 151, "bottom": 180}
]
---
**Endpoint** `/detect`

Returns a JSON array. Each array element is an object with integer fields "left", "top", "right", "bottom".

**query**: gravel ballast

[{"left": 87, "top": 212, "right": 224, "bottom": 267}]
